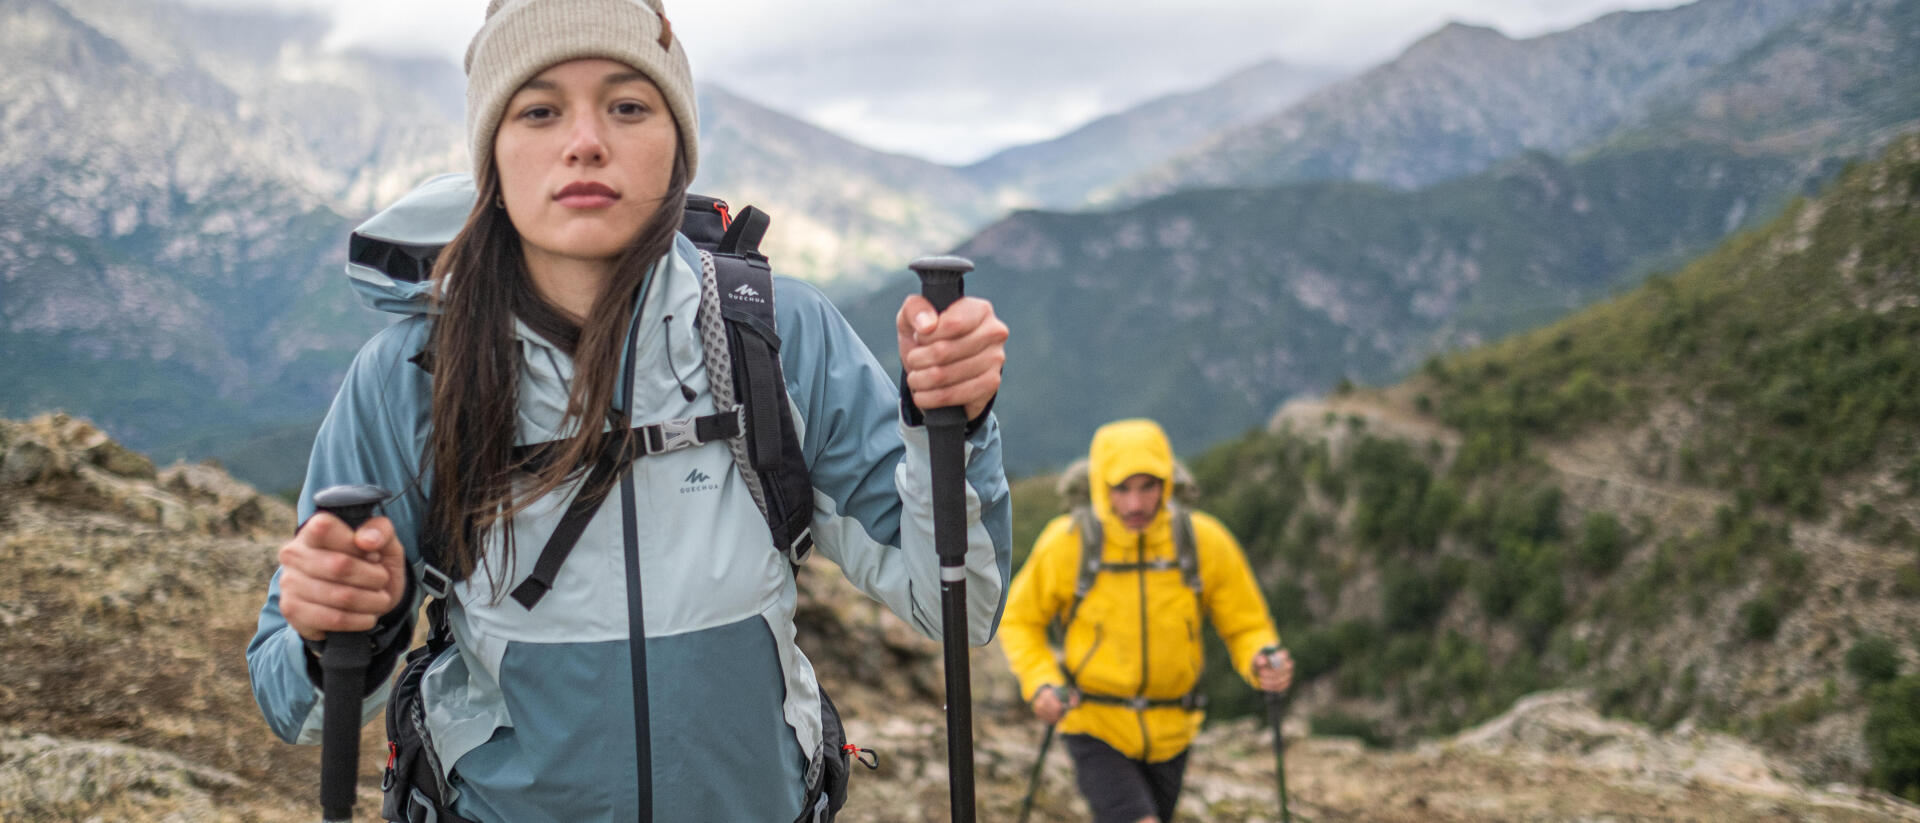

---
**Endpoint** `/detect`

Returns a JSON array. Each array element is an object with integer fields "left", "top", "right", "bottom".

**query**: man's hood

[
  {"left": 1087, "top": 418, "right": 1176, "bottom": 531},
  {"left": 344, "top": 172, "right": 479, "bottom": 316}
]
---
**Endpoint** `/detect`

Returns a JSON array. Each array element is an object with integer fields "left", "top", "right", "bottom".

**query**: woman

[{"left": 245, "top": 1, "right": 1012, "bottom": 820}]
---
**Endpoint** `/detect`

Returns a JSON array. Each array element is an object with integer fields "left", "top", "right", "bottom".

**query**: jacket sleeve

[
  {"left": 998, "top": 516, "right": 1078, "bottom": 701},
  {"left": 773, "top": 276, "right": 1012, "bottom": 646},
  {"left": 246, "top": 319, "right": 431, "bottom": 744},
  {"left": 1192, "top": 512, "right": 1280, "bottom": 688}
]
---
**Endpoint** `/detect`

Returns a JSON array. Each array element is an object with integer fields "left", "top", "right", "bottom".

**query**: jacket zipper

[{"left": 1136, "top": 531, "right": 1150, "bottom": 762}]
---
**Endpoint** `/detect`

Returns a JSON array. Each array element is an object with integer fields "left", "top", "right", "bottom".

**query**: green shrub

[
  {"left": 1740, "top": 587, "right": 1787, "bottom": 641},
  {"left": 1381, "top": 564, "right": 1451, "bottom": 631},
  {"left": 1577, "top": 511, "right": 1628, "bottom": 572},
  {"left": 1755, "top": 680, "right": 1837, "bottom": 747},
  {"left": 1867, "top": 676, "right": 1920, "bottom": 801},
  {"left": 1848, "top": 634, "right": 1904, "bottom": 685},
  {"left": 1288, "top": 628, "right": 1342, "bottom": 682}
]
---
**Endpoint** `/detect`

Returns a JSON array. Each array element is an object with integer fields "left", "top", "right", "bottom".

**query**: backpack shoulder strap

[
  {"left": 1064, "top": 506, "right": 1103, "bottom": 627},
  {"left": 695, "top": 224, "right": 816, "bottom": 565},
  {"left": 1062, "top": 502, "right": 1202, "bottom": 627},
  {"left": 1170, "top": 503, "right": 1201, "bottom": 596},
  {"left": 409, "top": 196, "right": 816, "bottom": 598}
]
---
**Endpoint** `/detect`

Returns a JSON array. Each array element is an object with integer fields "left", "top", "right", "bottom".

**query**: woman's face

[{"left": 493, "top": 58, "right": 678, "bottom": 269}]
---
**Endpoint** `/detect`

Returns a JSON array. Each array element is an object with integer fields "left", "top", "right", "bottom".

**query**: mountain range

[
  {"left": 5, "top": 0, "right": 1916, "bottom": 493},
  {"left": 843, "top": 0, "right": 1920, "bottom": 474},
  {"left": 1112, "top": 0, "right": 1839, "bottom": 199}
]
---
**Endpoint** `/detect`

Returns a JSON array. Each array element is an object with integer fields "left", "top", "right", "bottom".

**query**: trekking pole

[
  {"left": 1019, "top": 639, "right": 1098, "bottom": 823},
  {"left": 311, "top": 483, "right": 391, "bottom": 823},
  {"left": 1266, "top": 689, "right": 1292, "bottom": 823},
  {"left": 1015, "top": 724, "right": 1054, "bottom": 823},
  {"left": 909, "top": 254, "right": 977, "bottom": 823}
]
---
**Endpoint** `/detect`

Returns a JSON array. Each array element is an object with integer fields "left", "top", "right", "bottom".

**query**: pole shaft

[
  {"left": 320, "top": 638, "right": 372, "bottom": 820},
  {"left": 941, "top": 576, "right": 975, "bottom": 822},
  {"left": 1269, "top": 692, "right": 1291, "bottom": 823},
  {"left": 932, "top": 385, "right": 973, "bottom": 823},
  {"left": 1017, "top": 725, "right": 1056, "bottom": 823}
]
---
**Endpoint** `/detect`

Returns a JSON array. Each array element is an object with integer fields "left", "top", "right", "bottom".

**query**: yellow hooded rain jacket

[{"left": 1000, "top": 419, "right": 1280, "bottom": 762}]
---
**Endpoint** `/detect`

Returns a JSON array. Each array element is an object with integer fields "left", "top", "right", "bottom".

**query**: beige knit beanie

[{"left": 464, "top": 0, "right": 699, "bottom": 182}]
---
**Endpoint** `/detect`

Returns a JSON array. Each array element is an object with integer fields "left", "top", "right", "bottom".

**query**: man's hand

[
  {"left": 1254, "top": 648, "right": 1294, "bottom": 693},
  {"left": 896, "top": 295, "right": 1008, "bottom": 421},
  {"left": 1030, "top": 684, "right": 1079, "bottom": 725},
  {"left": 277, "top": 513, "right": 407, "bottom": 642}
]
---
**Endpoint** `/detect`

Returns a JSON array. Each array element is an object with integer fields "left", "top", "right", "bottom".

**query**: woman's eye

[
  {"left": 612, "top": 101, "right": 650, "bottom": 117},
  {"left": 517, "top": 104, "right": 558, "bottom": 122}
]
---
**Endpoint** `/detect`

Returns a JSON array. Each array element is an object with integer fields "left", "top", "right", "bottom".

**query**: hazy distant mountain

[
  {"left": 960, "top": 59, "right": 1347, "bottom": 209},
  {"left": 39, "top": 0, "right": 469, "bottom": 215},
  {"left": 1114, "top": 0, "right": 1837, "bottom": 200},
  {"left": 694, "top": 85, "right": 999, "bottom": 290},
  {"left": 1618, "top": 0, "right": 1920, "bottom": 157},
  {"left": 0, "top": 0, "right": 1368, "bottom": 490},
  {"left": 0, "top": 0, "right": 387, "bottom": 458}
]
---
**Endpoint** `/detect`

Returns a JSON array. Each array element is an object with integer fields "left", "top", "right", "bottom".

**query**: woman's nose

[{"left": 565, "top": 119, "right": 607, "bottom": 165}]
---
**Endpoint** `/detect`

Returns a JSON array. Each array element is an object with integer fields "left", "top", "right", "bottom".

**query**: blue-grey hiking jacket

[{"left": 246, "top": 173, "right": 1012, "bottom": 822}]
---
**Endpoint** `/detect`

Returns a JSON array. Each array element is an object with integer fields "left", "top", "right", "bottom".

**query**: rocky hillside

[
  {"left": 9, "top": 420, "right": 1920, "bottom": 821},
  {"left": 1087, "top": 130, "right": 1920, "bottom": 801}
]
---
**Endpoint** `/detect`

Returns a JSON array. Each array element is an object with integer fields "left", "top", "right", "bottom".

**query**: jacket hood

[
  {"left": 1087, "top": 418, "right": 1175, "bottom": 531},
  {"left": 344, "top": 172, "right": 480, "bottom": 316}
]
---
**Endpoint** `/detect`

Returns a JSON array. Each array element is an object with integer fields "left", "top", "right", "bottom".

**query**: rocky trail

[{"left": 5, "top": 413, "right": 1917, "bottom": 822}]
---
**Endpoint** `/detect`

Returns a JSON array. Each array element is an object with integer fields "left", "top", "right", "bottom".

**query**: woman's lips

[{"left": 555, "top": 181, "right": 619, "bottom": 209}]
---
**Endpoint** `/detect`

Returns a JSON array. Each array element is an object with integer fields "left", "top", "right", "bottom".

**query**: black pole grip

[
  {"left": 908, "top": 255, "right": 974, "bottom": 565},
  {"left": 312, "top": 484, "right": 390, "bottom": 823}
]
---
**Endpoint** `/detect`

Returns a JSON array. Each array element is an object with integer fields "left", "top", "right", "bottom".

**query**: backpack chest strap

[
  {"left": 498, "top": 409, "right": 745, "bottom": 611},
  {"left": 1062, "top": 505, "right": 1203, "bottom": 629}
]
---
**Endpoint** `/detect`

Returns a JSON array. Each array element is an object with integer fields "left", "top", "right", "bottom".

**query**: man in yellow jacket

[{"left": 1001, "top": 418, "right": 1293, "bottom": 823}]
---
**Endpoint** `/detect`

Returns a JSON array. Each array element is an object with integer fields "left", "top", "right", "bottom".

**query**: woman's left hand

[{"left": 896, "top": 294, "right": 1008, "bottom": 421}]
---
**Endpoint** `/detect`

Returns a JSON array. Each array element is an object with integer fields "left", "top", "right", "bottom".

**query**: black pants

[{"left": 1061, "top": 734, "right": 1190, "bottom": 823}]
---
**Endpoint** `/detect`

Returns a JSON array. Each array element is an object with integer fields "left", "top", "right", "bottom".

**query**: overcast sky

[{"left": 187, "top": 0, "right": 1686, "bottom": 165}]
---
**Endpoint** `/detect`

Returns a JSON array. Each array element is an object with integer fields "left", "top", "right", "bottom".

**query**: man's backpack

[
  {"left": 350, "top": 191, "right": 865, "bottom": 823},
  {"left": 1063, "top": 503, "right": 1201, "bottom": 629}
]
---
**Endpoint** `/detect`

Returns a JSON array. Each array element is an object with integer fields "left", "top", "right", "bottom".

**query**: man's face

[{"left": 1108, "top": 474, "right": 1164, "bottom": 533}]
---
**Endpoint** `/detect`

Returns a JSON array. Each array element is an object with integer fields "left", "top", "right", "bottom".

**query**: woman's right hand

[{"left": 276, "top": 513, "right": 409, "bottom": 642}]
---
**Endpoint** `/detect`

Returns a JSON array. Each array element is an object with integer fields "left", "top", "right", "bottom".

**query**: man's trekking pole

[
  {"left": 1266, "top": 689, "right": 1293, "bottom": 823},
  {"left": 312, "top": 483, "right": 391, "bottom": 823},
  {"left": 909, "top": 255, "right": 977, "bottom": 823},
  {"left": 1015, "top": 724, "right": 1054, "bottom": 823}
]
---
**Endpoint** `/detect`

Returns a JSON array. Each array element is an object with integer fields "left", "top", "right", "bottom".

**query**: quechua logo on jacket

[{"left": 680, "top": 467, "right": 722, "bottom": 494}]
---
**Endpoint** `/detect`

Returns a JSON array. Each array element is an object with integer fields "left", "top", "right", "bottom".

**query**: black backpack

[{"left": 352, "top": 194, "right": 867, "bottom": 823}]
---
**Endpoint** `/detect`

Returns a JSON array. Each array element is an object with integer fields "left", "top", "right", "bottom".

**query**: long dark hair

[{"left": 422, "top": 139, "right": 691, "bottom": 591}]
